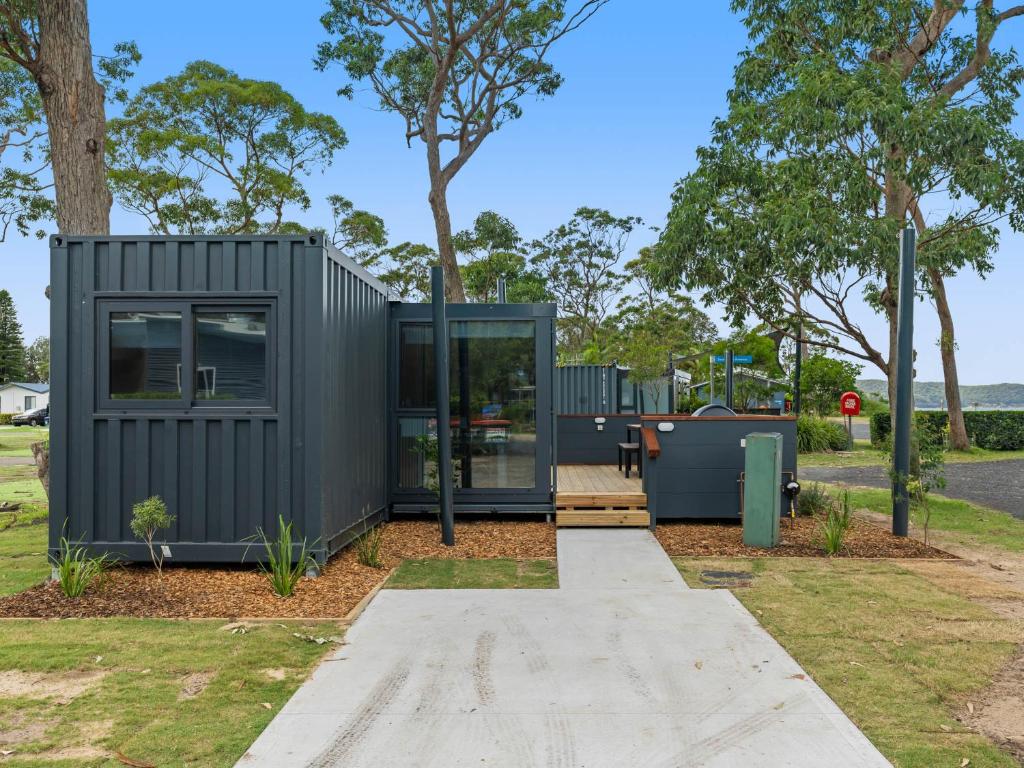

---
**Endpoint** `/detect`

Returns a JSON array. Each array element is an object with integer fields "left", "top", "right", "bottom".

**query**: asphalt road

[{"left": 802, "top": 460, "right": 1024, "bottom": 520}]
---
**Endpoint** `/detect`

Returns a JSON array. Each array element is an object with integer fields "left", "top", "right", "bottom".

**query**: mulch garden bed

[
  {"left": 0, "top": 520, "right": 556, "bottom": 620},
  {"left": 655, "top": 516, "right": 955, "bottom": 559}
]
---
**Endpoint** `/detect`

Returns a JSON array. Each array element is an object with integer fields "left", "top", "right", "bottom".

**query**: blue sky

[{"left": 2, "top": 0, "right": 1023, "bottom": 384}]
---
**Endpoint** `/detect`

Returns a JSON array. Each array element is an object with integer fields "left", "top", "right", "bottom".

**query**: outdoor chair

[{"left": 618, "top": 442, "right": 642, "bottom": 479}]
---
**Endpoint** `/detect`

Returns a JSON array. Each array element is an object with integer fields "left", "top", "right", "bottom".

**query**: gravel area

[{"left": 802, "top": 459, "right": 1024, "bottom": 520}]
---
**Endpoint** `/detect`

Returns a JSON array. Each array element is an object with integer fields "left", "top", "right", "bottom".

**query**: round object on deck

[{"left": 691, "top": 404, "right": 737, "bottom": 417}]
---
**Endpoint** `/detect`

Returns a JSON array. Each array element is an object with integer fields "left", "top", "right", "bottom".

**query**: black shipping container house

[{"left": 48, "top": 234, "right": 558, "bottom": 564}]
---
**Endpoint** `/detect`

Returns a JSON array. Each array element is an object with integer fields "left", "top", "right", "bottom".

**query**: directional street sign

[{"left": 712, "top": 354, "right": 753, "bottom": 364}]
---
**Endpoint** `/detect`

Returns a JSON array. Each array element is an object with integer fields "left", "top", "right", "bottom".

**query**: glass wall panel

[
  {"left": 450, "top": 320, "right": 536, "bottom": 489},
  {"left": 194, "top": 311, "right": 268, "bottom": 402},
  {"left": 397, "top": 416, "right": 436, "bottom": 489},
  {"left": 398, "top": 323, "right": 435, "bottom": 408},
  {"left": 109, "top": 311, "right": 182, "bottom": 399}
]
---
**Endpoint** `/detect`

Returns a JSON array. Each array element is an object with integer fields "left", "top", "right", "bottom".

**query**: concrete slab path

[{"left": 238, "top": 529, "right": 891, "bottom": 768}]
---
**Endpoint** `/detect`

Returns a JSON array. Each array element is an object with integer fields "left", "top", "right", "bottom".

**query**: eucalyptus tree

[
  {"left": 327, "top": 193, "right": 389, "bottom": 266},
  {"left": 316, "top": 0, "right": 607, "bottom": 302},
  {"left": 656, "top": 0, "right": 1024, "bottom": 448},
  {"left": 107, "top": 61, "right": 347, "bottom": 234},
  {"left": 0, "top": 60, "right": 52, "bottom": 241},
  {"left": 530, "top": 206, "right": 640, "bottom": 357},
  {"left": 0, "top": 0, "right": 136, "bottom": 234},
  {"left": 455, "top": 210, "right": 549, "bottom": 302}
]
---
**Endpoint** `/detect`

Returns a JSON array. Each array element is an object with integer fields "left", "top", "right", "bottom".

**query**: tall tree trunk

[
  {"left": 928, "top": 268, "right": 969, "bottom": 450},
  {"left": 36, "top": 0, "right": 111, "bottom": 234},
  {"left": 427, "top": 180, "right": 466, "bottom": 303}
]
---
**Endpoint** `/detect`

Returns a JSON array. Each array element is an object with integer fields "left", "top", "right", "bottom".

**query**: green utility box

[{"left": 742, "top": 432, "right": 782, "bottom": 548}]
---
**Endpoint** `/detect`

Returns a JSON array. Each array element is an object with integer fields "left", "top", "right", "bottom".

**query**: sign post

[{"left": 839, "top": 391, "right": 861, "bottom": 450}]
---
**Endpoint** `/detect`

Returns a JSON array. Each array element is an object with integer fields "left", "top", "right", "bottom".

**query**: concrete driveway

[{"left": 238, "top": 530, "right": 890, "bottom": 767}]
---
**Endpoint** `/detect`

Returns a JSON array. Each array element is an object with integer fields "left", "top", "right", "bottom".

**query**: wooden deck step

[
  {"left": 556, "top": 509, "right": 650, "bottom": 527},
  {"left": 555, "top": 492, "right": 649, "bottom": 527}
]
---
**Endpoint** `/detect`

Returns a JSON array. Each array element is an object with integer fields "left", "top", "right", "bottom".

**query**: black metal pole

[
  {"left": 496, "top": 277, "right": 506, "bottom": 303},
  {"left": 892, "top": 227, "right": 916, "bottom": 537},
  {"left": 725, "top": 349, "right": 734, "bottom": 410},
  {"left": 430, "top": 267, "right": 455, "bottom": 546},
  {"left": 793, "top": 321, "right": 802, "bottom": 416}
]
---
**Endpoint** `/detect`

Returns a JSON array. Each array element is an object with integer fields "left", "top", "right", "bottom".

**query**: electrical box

[{"left": 742, "top": 432, "right": 782, "bottom": 548}]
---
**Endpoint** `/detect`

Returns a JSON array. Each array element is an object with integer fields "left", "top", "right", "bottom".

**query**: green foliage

[
  {"left": 796, "top": 483, "right": 831, "bottom": 518},
  {"left": 130, "top": 495, "right": 174, "bottom": 575},
  {"left": 23, "top": 335, "right": 48, "bottom": 383},
  {"left": 0, "top": 59, "right": 54, "bottom": 242},
  {"left": 871, "top": 411, "right": 1024, "bottom": 451},
  {"left": 797, "top": 416, "right": 848, "bottom": 453},
  {"left": 354, "top": 523, "right": 385, "bottom": 569},
  {"left": 652, "top": 1, "right": 1024, "bottom": 382},
  {"left": 0, "top": 289, "right": 25, "bottom": 384},
  {"left": 253, "top": 515, "right": 317, "bottom": 598},
  {"left": 800, "top": 354, "right": 861, "bottom": 416},
  {"left": 455, "top": 211, "right": 550, "bottom": 303},
  {"left": 530, "top": 207, "right": 641, "bottom": 357},
  {"left": 108, "top": 60, "right": 347, "bottom": 234},
  {"left": 50, "top": 535, "right": 112, "bottom": 599},
  {"left": 327, "top": 193, "right": 388, "bottom": 266},
  {"left": 0, "top": 413, "right": 11, "bottom": 425},
  {"left": 820, "top": 490, "right": 852, "bottom": 556}
]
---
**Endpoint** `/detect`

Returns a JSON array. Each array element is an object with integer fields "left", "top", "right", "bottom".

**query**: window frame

[
  {"left": 24, "top": 396, "right": 36, "bottom": 411},
  {"left": 97, "top": 298, "right": 276, "bottom": 412}
]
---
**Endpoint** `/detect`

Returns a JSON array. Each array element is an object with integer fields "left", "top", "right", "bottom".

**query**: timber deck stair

[{"left": 555, "top": 465, "right": 648, "bottom": 527}]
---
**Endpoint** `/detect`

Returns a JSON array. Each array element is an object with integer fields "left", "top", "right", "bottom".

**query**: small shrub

[
  {"left": 820, "top": 490, "right": 852, "bottom": 556},
  {"left": 130, "top": 496, "right": 174, "bottom": 576},
  {"left": 0, "top": 413, "right": 12, "bottom": 425},
  {"left": 355, "top": 523, "right": 386, "bottom": 568},
  {"left": 797, "top": 416, "right": 848, "bottom": 453},
  {"left": 51, "top": 535, "right": 112, "bottom": 598},
  {"left": 797, "top": 483, "right": 831, "bottom": 517},
  {"left": 871, "top": 410, "right": 1024, "bottom": 450},
  {"left": 254, "top": 515, "right": 317, "bottom": 597}
]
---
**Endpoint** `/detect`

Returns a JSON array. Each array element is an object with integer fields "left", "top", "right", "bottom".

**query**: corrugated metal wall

[
  {"left": 555, "top": 364, "right": 617, "bottom": 414},
  {"left": 49, "top": 235, "right": 388, "bottom": 563},
  {"left": 319, "top": 245, "right": 389, "bottom": 550}
]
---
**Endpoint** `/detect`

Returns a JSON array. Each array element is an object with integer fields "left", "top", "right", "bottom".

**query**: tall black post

[
  {"left": 725, "top": 349, "right": 735, "bottom": 410},
  {"left": 496, "top": 277, "right": 506, "bottom": 303},
  {"left": 793, "top": 321, "right": 803, "bottom": 416},
  {"left": 430, "top": 267, "right": 455, "bottom": 546},
  {"left": 892, "top": 227, "right": 916, "bottom": 537}
]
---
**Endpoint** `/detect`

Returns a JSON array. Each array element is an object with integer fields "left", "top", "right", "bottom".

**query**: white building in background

[{"left": 0, "top": 382, "right": 49, "bottom": 414}]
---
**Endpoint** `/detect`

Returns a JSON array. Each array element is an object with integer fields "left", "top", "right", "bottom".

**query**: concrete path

[
  {"left": 238, "top": 530, "right": 890, "bottom": 768},
  {"left": 0, "top": 456, "right": 34, "bottom": 466}
]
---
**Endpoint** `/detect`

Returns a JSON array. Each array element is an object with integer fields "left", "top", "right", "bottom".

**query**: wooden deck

[{"left": 555, "top": 464, "right": 648, "bottom": 527}]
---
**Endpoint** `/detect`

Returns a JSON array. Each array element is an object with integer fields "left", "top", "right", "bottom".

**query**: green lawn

[
  {"left": 387, "top": 557, "right": 558, "bottom": 589},
  {"left": 0, "top": 426, "right": 48, "bottom": 457},
  {"left": 673, "top": 557, "right": 1021, "bottom": 768},
  {"left": 0, "top": 462, "right": 50, "bottom": 598},
  {"left": 801, "top": 440, "right": 1024, "bottom": 468},
  {"left": 0, "top": 618, "right": 341, "bottom": 767},
  {"left": 831, "top": 485, "right": 1024, "bottom": 553}
]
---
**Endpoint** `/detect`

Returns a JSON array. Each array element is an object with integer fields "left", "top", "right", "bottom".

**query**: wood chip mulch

[
  {"left": 655, "top": 516, "right": 956, "bottom": 559},
  {"left": 0, "top": 520, "right": 556, "bottom": 620}
]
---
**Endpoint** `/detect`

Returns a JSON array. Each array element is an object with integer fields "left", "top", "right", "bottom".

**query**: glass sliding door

[
  {"left": 390, "top": 309, "right": 553, "bottom": 506},
  {"left": 450, "top": 320, "right": 536, "bottom": 489}
]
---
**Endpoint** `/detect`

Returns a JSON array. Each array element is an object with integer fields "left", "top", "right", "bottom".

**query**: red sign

[{"left": 840, "top": 391, "right": 861, "bottom": 416}]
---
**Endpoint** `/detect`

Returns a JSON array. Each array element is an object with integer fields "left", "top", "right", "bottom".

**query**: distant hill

[{"left": 857, "top": 380, "right": 1024, "bottom": 409}]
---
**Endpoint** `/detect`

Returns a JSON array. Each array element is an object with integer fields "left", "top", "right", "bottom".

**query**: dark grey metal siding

[
  {"left": 319, "top": 244, "right": 389, "bottom": 551},
  {"left": 643, "top": 416, "right": 797, "bottom": 522},
  {"left": 555, "top": 364, "right": 618, "bottom": 415},
  {"left": 557, "top": 414, "right": 645, "bottom": 464},
  {"left": 49, "top": 234, "right": 388, "bottom": 563}
]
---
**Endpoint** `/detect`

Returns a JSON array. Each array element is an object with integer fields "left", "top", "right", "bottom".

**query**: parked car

[{"left": 12, "top": 405, "right": 48, "bottom": 427}]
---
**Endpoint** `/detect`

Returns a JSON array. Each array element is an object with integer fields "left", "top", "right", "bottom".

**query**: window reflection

[
  {"left": 109, "top": 311, "right": 182, "bottom": 399},
  {"left": 194, "top": 311, "right": 268, "bottom": 401}
]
